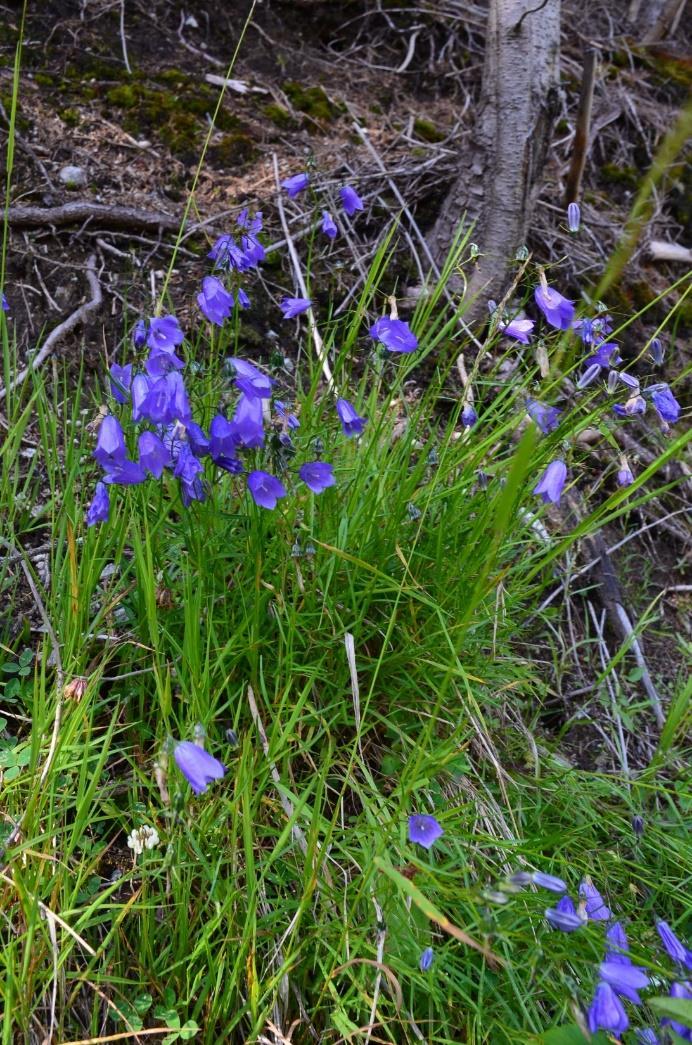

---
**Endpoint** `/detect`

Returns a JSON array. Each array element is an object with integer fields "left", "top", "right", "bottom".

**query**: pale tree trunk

[{"left": 429, "top": 0, "right": 561, "bottom": 327}]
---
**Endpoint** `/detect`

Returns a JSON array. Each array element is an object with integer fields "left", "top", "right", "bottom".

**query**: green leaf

[
  {"left": 179, "top": 1020, "right": 199, "bottom": 1040},
  {"left": 540, "top": 1026, "right": 609, "bottom": 1044},
  {"left": 649, "top": 995, "right": 692, "bottom": 1024},
  {"left": 134, "top": 993, "right": 153, "bottom": 1015},
  {"left": 154, "top": 1007, "right": 180, "bottom": 1027}
]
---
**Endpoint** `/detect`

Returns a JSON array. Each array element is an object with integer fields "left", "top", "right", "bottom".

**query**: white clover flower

[{"left": 126, "top": 825, "right": 160, "bottom": 856}]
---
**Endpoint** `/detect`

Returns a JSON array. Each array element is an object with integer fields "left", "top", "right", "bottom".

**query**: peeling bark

[{"left": 429, "top": 0, "right": 561, "bottom": 327}]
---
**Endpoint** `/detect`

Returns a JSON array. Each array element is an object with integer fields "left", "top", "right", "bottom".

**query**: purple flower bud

[
  {"left": 599, "top": 960, "right": 649, "bottom": 1004},
  {"left": 534, "top": 286, "right": 575, "bottom": 331},
  {"left": 649, "top": 337, "right": 664, "bottom": 366},
  {"left": 280, "top": 297, "right": 312, "bottom": 319},
  {"left": 461, "top": 406, "right": 478, "bottom": 428},
  {"left": 132, "top": 318, "right": 148, "bottom": 349},
  {"left": 86, "top": 481, "right": 110, "bottom": 526},
  {"left": 579, "top": 878, "right": 611, "bottom": 921},
  {"left": 237, "top": 287, "right": 250, "bottom": 309},
  {"left": 419, "top": 947, "right": 434, "bottom": 971},
  {"left": 173, "top": 740, "right": 226, "bottom": 795},
  {"left": 109, "top": 363, "right": 133, "bottom": 404},
  {"left": 532, "top": 872, "right": 568, "bottom": 893},
  {"left": 197, "top": 275, "right": 234, "bottom": 326},
  {"left": 533, "top": 460, "right": 567, "bottom": 505},
  {"left": 138, "top": 430, "right": 172, "bottom": 479},
  {"left": 247, "top": 470, "right": 287, "bottom": 510},
  {"left": 321, "top": 210, "right": 337, "bottom": 239},
  {"left": 648, "top": 383, "right": 680, "bottom": 424},
  {"left": 577, "top": 363, "right": 602, "bottom": 389},
  {"left": 147, "top": 315, "right": 184, "bottom": 352},
  {"left": 500, "top": 317, "right": 534, "bottom": 343},
  {"left": 340, "top": 185, "right": 364, "bottom": 217},
  {"left": 587, "top": 982, "right": 629, "bottom": 1036},
  {"left": 545, "top": 895, "right": 584, "bottom": 932},
  {"left": 369, "top": 316, "right": 418, "bottom": 354},
  {"left": 607, "top": 370, "right": 620, "bottom": 394},
  {"left": 617, "top": 466, "right": 634, "bottom": 487},
  {"left": 527, "top": 398, "right": 561, "bottom": 434},
  {"left": 1, "top": 291, "right": 9, "bottom": 313},
  {"left": 567, "top": 202, "right": 580, "bottom": 232},
  {"left": 408, "top": 814, "right": 443, "bottom": 850},
  {"left": 632, "top": 814, "right": 644, "bottom": 838},
  {"left": 336, "top": 397, "right": 367, "bottom": 438},
  {"left": 298, "top": 461, "right": 335, "bottom": 494},
  {"left": 618, "top": 372, "right": 640, "bottom": 391},
  {"left": 656, "top": 920, "right": 692, "bottom": 969},
  {"left": 509, "top": 872, "right": 533, "bottom": 887},
  {"left": 281, "top": 172, "right": 309, "bottom": 198}
]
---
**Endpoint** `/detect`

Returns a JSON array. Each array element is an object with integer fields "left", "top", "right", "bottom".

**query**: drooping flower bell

[
  {"left": 587, "top": 982, "right": 629, "bottom": 1036},
  {"left": 408, "top": 814, "right": 443, "bottom": 850},
  {"left": 146, "top": 314, "right": 184, "bottom": 353},
  {"left": 648, "top": 383, "right": 680, "bottom": 424},
  {"left": 281, "top": 172, "right": 309, "bottom": 197},
  {"left": 340, "top": 185, "right": 364, "bottom": 216},
  {"left": 532, "top": 872, "right": 567, "bottom": 893},
  {"left": 299, "top": 461, "right": 335, "bottom": 494},
  {"left": 173, "top": 740, "right": 226, "bottom": 795},
  {"left": 336, "top": 397, "right": 367, "bottom": 437},
  {"left": 197, "top": 275, "right": 234, "bottom": 326},
  {"left": 281, "top": 297, "right": 312, "bottom": 319},
  {"left": 321, "top": 211, "right": 337, "bottom": 239},
  {"left": 247, "top": 470, "right": 287, "bottom": 509},
  {"left": 605, "top": 922, "right": 631, "bottom": 965},
  {"left": 109, "top": 363, "right": 133, "bottom": 404},
  {"left": 369, "top": 316, "right": 418, "bottom": 353},
  {"left": 533, "top": 460, "right": 567, "bottom": 505},
  {"left": 138, "top": 431, "right": 172, "bottom": 479},
  {"left": 86, "top": 481, "right": 110, "bottom": 526},
  {"left": 656, "top": 920, "right": 692, "bottom": 969},
  {"left": 228, "top": 357, "right": 274, "bottom": 400},
  {"left": 579, "top": 878, "right": 611, "bottom": 921},
  {"left": 534, "top": 280, "right": 575, "bottom": 330},
  {"left": 545, "top": 895, "right": 585, "bottom": 932},
  {"left": 500, "top": 317, "right": 534, "bottom": 343},
  {"left": 526, "top": 398, "right": 561, "bottom": 434},
  {"left": 419, "top": 947, "right": 434, "bottom": 971},
  {"left": 598, "top": 960, "right": 649, "bottom": 1004}
]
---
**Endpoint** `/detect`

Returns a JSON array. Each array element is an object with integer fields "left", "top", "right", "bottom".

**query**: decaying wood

[
  {"left": 428, "top": 0, "right": 561, "bottom": 327},
  {"left": 6, "top": 201, "right": 182, "bottom": 233}
]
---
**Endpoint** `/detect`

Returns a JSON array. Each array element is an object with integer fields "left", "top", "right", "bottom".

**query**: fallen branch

[
  {"left": 0, "top": 254, "right": 102, "bottom": 402},
  {"left": 6, "top": 201, "right": 181, "bottom": 233}
]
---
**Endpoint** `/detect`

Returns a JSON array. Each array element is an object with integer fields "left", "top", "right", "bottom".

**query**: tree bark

[{"left": 429, "top": 0, "right": 561, "bottom": 327}]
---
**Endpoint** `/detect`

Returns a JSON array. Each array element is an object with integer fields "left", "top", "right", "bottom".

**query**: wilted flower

[
  {"left": 147, "top": 315, "right": 184, "bottom": 353},
  {"left": 419, "top": 947, "right": 434, "bottom": 971},
  {"left": 340, "top": 185, "right": 364, "bottom": 216},
  {"left": 545, "top": 895, "right": 585, "bottom": 932},
  {"left": 282, "top": 172, "right": 309, "bottom": 197},
  {"left": 370, "top": 316, "right": 418, "bottom": 353},
  {"left": 299, "top": 461, "right": 335, "bottom": 493},
  {"left": 247, "top": 470, "right": 287, "bottom": 509},
  {"left": 86, "top": 481, "right": 110, "bottom": 526},
  {"left": 526, "top": 398, "right": 561, "bottom": 434},
  {"left": 127, "top": 824, "right": 160, "bottom": 856},
  {"left": 567, "top": 202, "right": 580, "bottom": 232},
  {"left": 336, "top": 397, "right": 366, "bottom": 437},
  {"left": 173, "top": 740, "right": 226, "bottom": 795},
  {"left": 64, "top": 676, "right": 89, "bottom": 701},
  {"left": 138, "top": 431, "right": 172, "bottom": 479},
  {"left": 613, "top": 394, "right": 646, "bottom": 418},
  {"left": 228, "top": 357, "right": 274, "bottom": 399},
  {"left": 535, "top": 285, "right": 575, "bottom": 330},
  {"left": 579, "top": 878, "right": 611, "bottom": 921},
  {"left": 197, "top": 275, "right": 234, "bottom": 326},
  {"left": 408, "top": 814, "right": 443, "bottom": 850},
  {"left": 500, "top": 317, "right": 534, "bottom": 343},
  {"left": 648, "top": 383, "right": 680, "bottom": 424},
  {"left": 281, "top": 297, "right": 312, "bottom": 319},
  {"left": 321, "top": 211, "right": 337, "bottom": 238},
  {"left": 587, "top": 982, "right": 629, "bottom": 1036},
  {"left": 532, "top": 872, "right": 567, "bottom": 893},
  {"left": 533, "top": 460, "right": 567, "bottom": 505},
  {"left": 109, "top": 363, "right": 133, "bottom": 403},
  {"left": 656, "top": 920, "right": 692, "bottom": 969},
  {"left": 599, "top": 960, "right": 649, "bottom": 1004}
]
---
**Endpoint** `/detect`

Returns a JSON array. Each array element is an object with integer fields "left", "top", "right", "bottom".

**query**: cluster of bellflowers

[
  {"left": 505, "top": 869, "right": 692, "bottom": 1039},
  {"left": 492, "top": 203, "right": 681, "bottom": 507}
]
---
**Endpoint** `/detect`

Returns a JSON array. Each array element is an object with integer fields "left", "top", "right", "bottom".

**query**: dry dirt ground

[{"left": 1, "top": 0, "right": 690, "bottom": 765}]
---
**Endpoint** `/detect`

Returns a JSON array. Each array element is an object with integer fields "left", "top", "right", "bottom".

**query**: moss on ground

[{"left": 283, "top": 81, "right": 343, "bottom": 125}]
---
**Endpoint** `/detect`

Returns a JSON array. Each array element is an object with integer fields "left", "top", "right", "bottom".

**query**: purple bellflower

[
  {"left": 131, "top": 374, "right": 150, "bottom": 422},
  {"left": 208, "top": 414, "right": 242, "bottom": 473},
  {"left": 208, "top": 234, "right": 245, "bottom": 271},
  {"left": 174, "top": 444, "right": 205, "bottom": 505},
  {"left": 370, "top": 316, "right": 418, "bottom": 353},
  {"left": 102, "top": 459, "right": 147, "bottom": 486},
  {"left": 587, "top": 982, "right": 629, "bottom": 1036},
  {"left": 247, "top": 470, "right": 287, "bottom": 510},
  {"left": 94, "top": 416, "right": 145, "bottom": 483},
  {"left": 229, "top": 357, "right": 274, "bottom": 399},
  {"left": 606, "top": 922, "right": 631, "bottom": 964},
  {"left": 109, "top": 363, "right": 133, "bottom": 404},
  {"left": 231, "top": 393, "right": 265, "bottom": 448},
  {"left": 419, "top": 947, "right": 434, "bottom": 972},
  {"left": 461, "top": 405, "right": 478, "bottom": 428},
  {"left": 275, "top": 401, "right": 300, "bottom": 429},
  {"left": 664, "top": 981, "right": 692, "bottom": 1040},
  {"left": 138, "top": 431, "right": 172, "bottom": 479},
  {"left": 635, "top": 1029, "right": 660, "bottom": 1044},
  {"left": 567, "top": 202, "right": 580, "bottom": 232},
  {"left": 500, "top": 317, "right": 534, "bottom": 343},
  {"left": 299, "top": 461, "right": 335, "bottom": 494},
  {"left": 132, "top": 318, "right": 147, "bottom": 349},
  {"left": 340, "top": 185, "right": 364, "bottom": 216},
  {"left": 145, "top": 341, "right": 185, "bottom": 378},
  {"left": 174, "top": 740, "right": 226, "bottom": 795},
  {"left": 185, "top": 420, "right": 210, "bottom": 458},
  {"left": 146, "top": 315, "right": 184, "bottom": 353},
  {"left": 237, "top": 287, "right": 250, "bottom": 309},
  {"left": 534, "top": 285, "right": 575, "bottom": 330},
  {"left": 86, "top": 481, "right": 110, "bottom": 526},
  {"left": 648, "top": 383, "right": 680, "bottom": 424},
  {"left": 282, "top": 172, "right": 309, "bottom": 198},
  {"left": 617, "top": 465, "right": 634, "bottom": 487},
  {"left": 579, "top": 878, "right": 611, "bottom": 921},
  {"left": 599, "top": 960, "right": 649, "bottom": 1004},
  {"left": 408, "top": 814, "right": 443, "bottom": 850},
  {"left": 532, "top": 872, "right": 568, "bottom": 893},
  {"left": 321, "top": 211, "right": 337, "bottom": 238},
  {"left": 237, "top": 208, "right": 263, "bottom": 234},
  {"left": 533, "top": 460, "right": 567, "bottom": 505},
  {"left": 649, "top": 338, "right": 664, "bottom": 366},
  {"left": 585, "top": 341, "right": 621, "bottom": 369},
  {"left": 1, "top": 291, "right": 8, "bottom": 313},
  {"left": 197, "top": 275, "right": 235, "bottom": 326},
  {"left": 281, "top": 297, "right": 312, "bottom": 319},
  {"left": 656, "top": 920, "right": 692, "bottom": 969},
  {"left": 526, "top": 398, "right": 560, "bottom": 434},
  {"left": 545, "top": 895, "right": 585, "bottom": 932},
  {"left": 336, "top": 397, "right": 367, "bottom": 437}
]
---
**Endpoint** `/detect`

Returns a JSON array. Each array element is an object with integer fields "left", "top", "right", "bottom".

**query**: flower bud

[
  {"left": 576, "top": 363, "right": 601, "bottom": 389},
  {"left": 567, "top": 202, "right": 580, "bottom": 232}
]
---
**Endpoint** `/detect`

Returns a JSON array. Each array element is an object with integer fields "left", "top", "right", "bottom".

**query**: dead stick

[
  {"left": 6, "top": 202, "right": 182, "bottom": 233},
  {"left": 564, "top": 49, "right": 597, "bottom": 206},
  {"left": 0, "top": 254, "right": 102, "bottom": 401}
]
